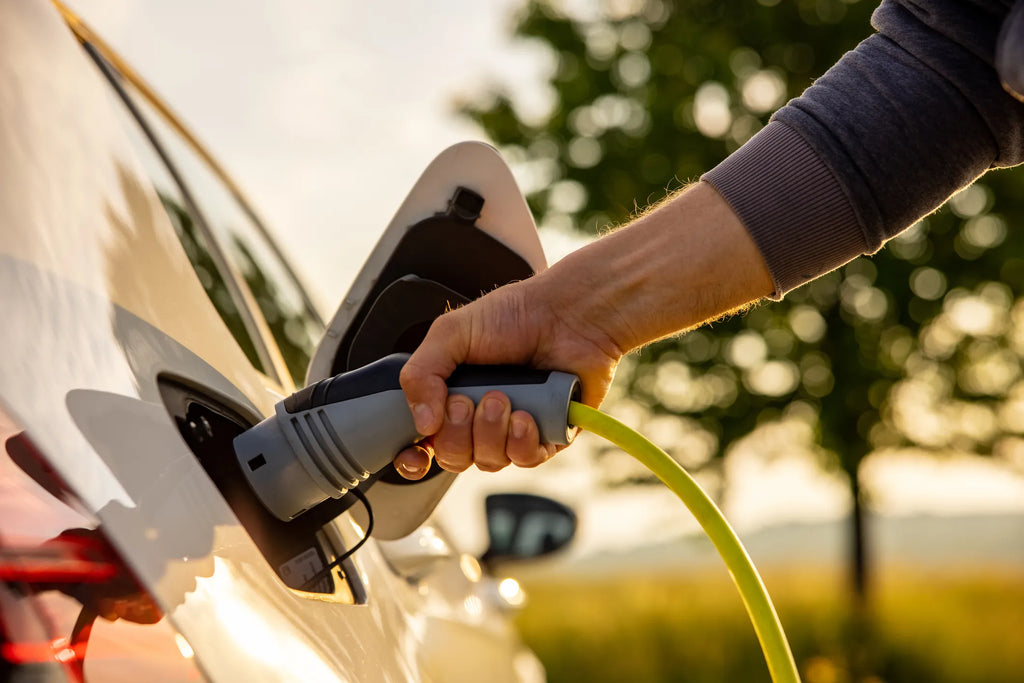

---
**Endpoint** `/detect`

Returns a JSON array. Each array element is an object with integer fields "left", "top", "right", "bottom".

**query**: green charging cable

[{"left": 568, "top": 401, "right": 801, "bottom": 683}]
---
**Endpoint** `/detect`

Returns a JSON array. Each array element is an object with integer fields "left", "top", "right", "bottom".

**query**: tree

[{"left": 461, "top": 0, "right": 1024, "bottom": 602}]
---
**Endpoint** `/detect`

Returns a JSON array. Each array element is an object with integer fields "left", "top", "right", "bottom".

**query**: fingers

[
  {"left": 433, "top": 395, "right": 474, "bottom": 472},
  {"left": 400, "top": 314, "right": 468, "bottom": 436},
  {"left": 393, "top": 444, "right": 433, "bottom": 480},
  {"left": 472, "top": 392, "right": 512, "bottom": 472},
  {"left": 507, "top": 411, "right": 553, "bottom": 468},
  {"left": 393, "top": 392, "right": 552, "bottom": 477},
  {"left": 395, "top": 281, "right": 579, "bottom": 476}
]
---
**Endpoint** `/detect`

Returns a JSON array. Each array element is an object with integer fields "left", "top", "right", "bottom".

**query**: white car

[{"left": 0, "top": 2, "right": 576, "bottom": 681}]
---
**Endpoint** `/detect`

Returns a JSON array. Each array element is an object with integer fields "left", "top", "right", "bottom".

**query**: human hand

[
  {"left": 395, "top": 271, "right": 624, "bottom": 478},
  {"left": 47, "top": 529, "right": 163, "bottom": 624},
  {"left": 394, "top": 182, "right": 772, "bottom": 479}
]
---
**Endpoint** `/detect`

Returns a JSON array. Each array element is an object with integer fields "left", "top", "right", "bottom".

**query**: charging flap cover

[{"left": 306, "top": 141, "right": 547, "bottom": 539}]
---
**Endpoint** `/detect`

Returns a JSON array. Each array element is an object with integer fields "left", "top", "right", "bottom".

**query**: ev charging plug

[{"left": 233, "top": 353, "right": 580, "bottom": 522}]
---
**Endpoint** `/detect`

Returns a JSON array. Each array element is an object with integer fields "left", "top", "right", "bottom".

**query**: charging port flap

[{"left": 306, "top": 142, "right": 547, "bottom": 540}]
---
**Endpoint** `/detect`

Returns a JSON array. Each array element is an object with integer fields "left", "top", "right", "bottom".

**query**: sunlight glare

[
  {"left": 746, "top": 360, "right": 800, "bottom": 397},
  {"left": 174, "top": 633, "right": 195, "bottom": 659},
  {"left": 693, "top": 82, "right": 731, "bottom": 138},
  {"left": 789, "top": 305, "right": 827, "bottom": 343},
  {"left": 726, "top": 330, "right": 768, "bottom": 369},
  {"left": 741, "top": 69, "right": 786, "bottom": 113},
  {"left": 946, "top": 295, "right": 1002, "bottom": 336},
  {"left": 197, "top": 558, "right": 339, "bottom": 681},
  {"left": 498, "top": 578, "right": 526, "bottom": 607},
  {"left": 463, "top": 595, "right": 484, "bottom": 617}
]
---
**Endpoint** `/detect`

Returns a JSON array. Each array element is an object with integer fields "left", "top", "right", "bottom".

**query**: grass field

[{"left": 515, "top": 565, "right": 1024, "bottom": 683}]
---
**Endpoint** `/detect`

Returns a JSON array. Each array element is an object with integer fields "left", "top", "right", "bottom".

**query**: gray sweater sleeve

[{"left": 702, "top": 0, "right": 1024, "bottom": 298}]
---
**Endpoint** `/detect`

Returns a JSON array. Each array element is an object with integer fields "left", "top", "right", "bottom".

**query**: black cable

[
  {"left": 299, "top": 487, "right": 373, "bottom": 592},
  {"left": 68, "top": 607, "right": 96, "bottom": 679}
]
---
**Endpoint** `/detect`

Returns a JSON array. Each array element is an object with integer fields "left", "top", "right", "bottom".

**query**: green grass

[{"left": 515, "top": 565, "right": 1024, "bottom": 683}]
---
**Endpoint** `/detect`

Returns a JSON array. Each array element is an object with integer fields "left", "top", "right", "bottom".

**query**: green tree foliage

[
  {"left": 231, "top": 236, "right": 320, "bottom": 386},
  {"left": 462, "top": 0, "right": 1024, "bottom": 598},
  {"left": 158, "top": 193, "right": 266, "bottom": 372},
  {"left": 160, "top": 192, "right": 319, "bottom": 386},
  {"left": 467, "top": 0, "right": 877, "bottom": 228}
]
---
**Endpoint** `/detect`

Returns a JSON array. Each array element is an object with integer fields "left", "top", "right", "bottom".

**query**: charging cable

[
  {"left": 569, "top": 402, "right": 801, "bottom": 683},
  {"left": 299, "top": 487, "right": 373, "bottom": 593}
]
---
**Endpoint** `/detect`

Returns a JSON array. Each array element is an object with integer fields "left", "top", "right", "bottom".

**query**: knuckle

[
  {"left": 434, "top": 435, "right": 472, "bottom": 460},
  {"left": 398, "top": 362, "right": 426, "bottom": 393},
  {"left": 509, "top": 446, "right": 546, "bottom": 468},
  {"left": 432, "top": 312, "right": 459, "bottom": 334},
  {"left": 474, "top": 432, "right": 506, "bottom": 461},
  {"left": 434, "top": 456, "right": 470, "bottom": 473},
  {"left": 424, "top": 312, "right": 463, "bottom": 347}
]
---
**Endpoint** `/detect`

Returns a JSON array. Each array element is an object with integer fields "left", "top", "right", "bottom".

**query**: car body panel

[
  {"left": 0, "top": 1, "right": 544, "bottom": 681},
  {"left": 0, "top": 409, "right": 208, "bottom": 683}
]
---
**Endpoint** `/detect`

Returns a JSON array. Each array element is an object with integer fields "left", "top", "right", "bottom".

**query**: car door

[
  {"left": 127, "top": 93, "right": 554, "bottom": 683},
  {"left": 1, "top": 3, "right": 455, "bottom": 681},
  {"left": 61, "top": 3, "right": 555, "bottom": 682},
  {"left": 101, "top": 53, "right": 551, "bottom": 683},
  {"left": 3, "top": 2, "right": 553, "bottom": 681}
]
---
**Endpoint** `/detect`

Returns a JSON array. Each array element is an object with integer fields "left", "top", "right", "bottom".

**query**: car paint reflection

[{"left": 0, "top": 414, "right": 205, "bottom": 682}]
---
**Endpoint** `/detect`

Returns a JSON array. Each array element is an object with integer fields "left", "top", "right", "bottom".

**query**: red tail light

[
  {"left": 0, "top": 532, "right": 120, "bottom": 584},
  {"left": 1, "top": 412, "right": 201, "bottom": 681},
  {"left": 0, "top": 617, "right": 90, "bottom": 672}
]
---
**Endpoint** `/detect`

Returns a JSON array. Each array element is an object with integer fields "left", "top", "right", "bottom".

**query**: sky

[
  {"left": 63, "top": 0, "right": 571, "bottom": 311},
  {"left": 61, "top": 0, "right": 1024, "bottom": 559}
]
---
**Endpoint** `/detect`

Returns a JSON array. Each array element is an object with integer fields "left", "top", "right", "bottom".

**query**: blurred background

[{"left": 65, "top": 1, "right": 1024, "bottom": 681}]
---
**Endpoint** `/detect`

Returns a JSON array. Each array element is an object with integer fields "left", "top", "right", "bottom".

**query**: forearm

[{"left": 533, "top": 181, "right": 773, "bottom": 354}]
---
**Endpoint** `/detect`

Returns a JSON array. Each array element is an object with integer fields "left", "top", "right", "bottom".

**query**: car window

[
  {"left": 101, "top": 71, "right": 270, "bottom": 375},
  {"left": 118, "top": 86, "right": 323, "bottom": 386}
]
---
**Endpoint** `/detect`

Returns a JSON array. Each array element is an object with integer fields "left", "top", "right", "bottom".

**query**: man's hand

[
  {"left": 395, "top": 274, "right": 623, "bottom": 478},
  {"left": 394, "top": 181, "right": 773, "bottom": 478}
]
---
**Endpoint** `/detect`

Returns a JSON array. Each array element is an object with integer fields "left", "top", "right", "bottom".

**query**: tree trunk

[
  {"left": 846, "top": 467, "right": 878, "bottom": 677},
  {"left": 850, "top": 469, "right": 869, "bottom": 605}
]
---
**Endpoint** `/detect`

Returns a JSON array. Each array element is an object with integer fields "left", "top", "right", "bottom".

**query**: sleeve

[{"left": 701, "top": 0, "right": 1024, "bottom": 299}]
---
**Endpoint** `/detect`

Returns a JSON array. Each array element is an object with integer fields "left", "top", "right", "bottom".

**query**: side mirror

[{"left": 481, "top": 493, "right": 576, "bottom": 566}]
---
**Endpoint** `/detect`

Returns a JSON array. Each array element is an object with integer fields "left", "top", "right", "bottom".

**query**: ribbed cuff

[{"left": 701, "top": 121, "right": 867, "bottom": 299}]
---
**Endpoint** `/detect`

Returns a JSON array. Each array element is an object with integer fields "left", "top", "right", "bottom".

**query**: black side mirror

[{"left": 481, "top": 493, "right": 576, "bottom": 565}]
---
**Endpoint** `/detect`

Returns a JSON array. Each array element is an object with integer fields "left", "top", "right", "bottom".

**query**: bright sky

[
  {"left": 63, "top": 0, "right": 563, "bottom": 312},
  {"left": 63, "top": 1, "right": 1024, "bottom": 559}
]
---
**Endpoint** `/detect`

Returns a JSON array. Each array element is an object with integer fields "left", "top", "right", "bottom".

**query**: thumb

[{"left": 400, "top": 313, "right": 468, "bottom": 435}]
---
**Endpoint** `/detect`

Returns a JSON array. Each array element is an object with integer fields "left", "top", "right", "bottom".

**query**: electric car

[{"left": 0, "top": 2, "right": 576, "bottom": 681}]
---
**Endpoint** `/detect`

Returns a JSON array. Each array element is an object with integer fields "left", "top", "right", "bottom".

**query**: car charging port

[{"left": 157, "top": 377, "right": 365, "bottom": 601}]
